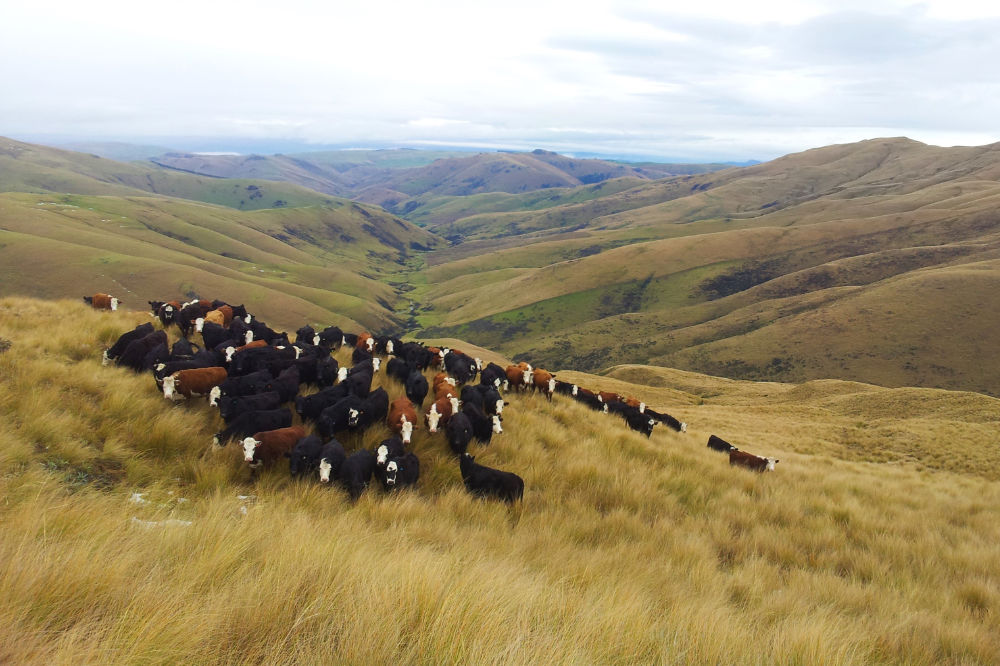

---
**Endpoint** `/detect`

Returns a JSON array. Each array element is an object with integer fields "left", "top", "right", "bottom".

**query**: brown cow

[
  {"left": 505, "top": 364, "right": 531, "bottom": 392},
  {"left": 729, "top": 450, "right": 779, "bottom": 472},
  {"left": 531, "top": 368, "right": 557, "bottom": 401},
  {"left": 598, "top": 391, "right": 621, "bottom": 404},
  {"left": 163, "top": 366, "right": 227, "bottom": 401},
  {"left": 242, "top": 426, "right": 307, "bottom": 467},
  {"left": 83, "top": 293, "right": 120, "bottom": 311},
  {"left": 388, "top": 397, "right": 419, "bottom": 445},
  {"left": 432, "top": 371, "right": 455, "bottom": 391},
  {"left": 425, "top": 395, "right": 460, "bottom": 433},
  {"left": 435, "top": 382, "right": 459, "bottom": 401},
  {"left": 356, "top": 332, "right": 374, "bottom": 353},
  {"left": 427, "top": 347, "right": 444, "bottom": 368},
  {"left": 623, "top": 396, "right": 646, "bottom": 413}
]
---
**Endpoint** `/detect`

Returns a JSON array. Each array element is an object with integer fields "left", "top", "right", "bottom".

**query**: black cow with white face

[{"left": 287, "top": 435, "right": 324, "bottom": 478}]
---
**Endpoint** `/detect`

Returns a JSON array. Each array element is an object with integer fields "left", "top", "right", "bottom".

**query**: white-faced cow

[{"left": 730, "top": 450, "right": 779, "bottom": 472}]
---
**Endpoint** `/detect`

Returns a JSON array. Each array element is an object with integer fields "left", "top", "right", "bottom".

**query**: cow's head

[
  {"left": 224, "top": 346, "right": 236, "bottom": 363},
  {"left": 102, "top": 349, "right": 111, "bottom": 366},
  {"left": 494, "top": 398, "right": 504, "bottom": 415},
  {"left": 318, "top": 458, "right": 333, "bottom": 483},
  {"left": 195, "top": 317, "right": 205, "bottom": 333},
  {"left": 365, "top": 337, "right": 374, "bottom": 352},
  {"left": 399, "top": 417, "right": 414, "bottom": 445},
  {"left": 602, "top": 404, "right": 609, "bottom": 414},
  {"left": 162, "top": 375, "right": 181, "bottom": 401},
  {"left": 337, "top": 367, "right": 348, "bottom": 383},
  {"left": 448, "top": 396, "right": 460, "bottom": 414},
  {"left": 242, "top": 437, "right": 260, "bottom": 463},
  {"left": 492, "top": 414, "right": 503, "bottom": 434},
  {"left": 110, "top": 297, "right": 119, "bottom": 311},
  {"left": 208, "top": 385, "right": 222, "bottom": 407},
  {"left": 474, "top": 357, "right": 483, "bottom": 370},
  {"left": 347, "top": 408, "right": 360, "bottom": 428},
  {"left": 765, "top": 458, "right": 779, "bottom": 471},
  {"left": 384, "top": 460, "right": 400, "bottom": 487},
  {"left": 571, "top": 385, "right": 578, "bottom": 396},
  {"left": 647, "top": 418, "right": 656, "bottom": 437},
  {"left": 386, "top": 340, "right": 394, "bottom": 355},
  {"left": 522, "top": 369, "right": 531, "bottom": 386},
  {"left": 502, "top": 380, "right": 509, "bottom": 392},
  {"left": 313, "top": 334, "right": 321, "bottom": 346},
  {"left": 639, "top": 402, "right": 646, "bottom": 413},
  {"left": 376, "top": 444, "right": 390, "bottom": 466},
  {"left": 426, "top": 404, "right": 441, "bottom": 433},
  {"left": 372, "top": 357, "right": 381, "bottom": 373},
  {"left": 680, "top": 422, "right": 688, "bottom": 433},
  {"left": 244, "top": 314, "right": 252, "bottom": 324},
  {"left": 245, "top": 331, "right": 254, "bottom": 345},
  {"left": 547, "top": 377, "right": 556, "bottom": 394}
]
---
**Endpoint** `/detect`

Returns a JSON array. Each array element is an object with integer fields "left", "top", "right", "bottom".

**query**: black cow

[
  {"left": 379, "top": 452, "right": 419, "bottom": 491},
  {"left": 316, "top": 326, "right": 343, "bottom": 348},
  {"left": 218, "top": 391, "right": 282, "bottom": 423},
  {"left": 462, "top": 402, "right": 501, "bottom": 444},
  {"left": 177, "top": 302, "right": 212, "bottom": 337},
  {"left": 571, "top": 391, "right": 607, "bottom": 412},
  {"left": 342, "top": 332, "right": 359, "bottom": 348},
  {"left": 272, "top": 365, "right": 300, "bottom": 403},
  {"left": 479, "top": 362, "right": 507, "bottom": 391},
  {"left": 295, "top": 384, "right": 351, "bottom": 422},
  {"left": 339, "top": 449, "right": 377, "bottom": 501},
  {"left": 200, "top": 321, "right": 233, "bottom": 350},
  {"left": 446, "top": 411, "right": 474, "bottom": 456},
  {"left": 317, "top": 439, "right": 347, "bottom": 483},
  {"left": 103, "top": 322, "right": 154, "bottom": 366},
  {"left": 210, "top": 369, "right": 273, "bottom": 406},
  {"left": 385, "top": 357, "right": 412, "bottom": 384},
  {"left": 352, "top": 347, "right": 373, "bottom": 365},
  {"left": 460, "top": 385, "right": 485, "bottom": 412},
  {"left": 288, "top": 435, "right": 324, "bottom": 477},
  {"left": 645, "top": 408, "right": 686, "bottom": 433},
  {"left": 248, "top": 319, "right": 285, "bottom": 345},
  {"left": 213, "top": 408, "right": 292, "bottom": 446},
  {"left": 707, "top": 435, "right": 737, "bottom": 453},
  {"left": 624, "top": 411, "right": 656, "bottom": 438},
  {"left": 115, "top": 330, "right": 168, "bottom": 372},
  {"left": 141, "top": 342, "right": 170, "bottom": 373},
  {"left": 316, "top": 395, "right": 366, "bottom": 439},
  {"left": 374, "top": 437, "right": 406, "bottom": 467},
  {"left": 405, "top": 370, "right": 429, "bottom": 407},
  {"left": 295, "top": 325, "right": 316, "bottom": 346},
  {"left": 316, "top": 356, "right": 340, "bottom": 388},
  {"left": 358, "top": 387, "right": 389, "bottom": 430},
  {"left": 341, "top": 369, "right": 373, "bottom": 398},
  {"left": 553, "top": 379, "right": 575, "bottom": 396},
  {"left": 444, "top": 351, "right": 476, "bottom": 385},
  {"left": 459, "top": 453, "right": 523, "bottom": 503},
  {"left": 170, "top": 337, "right": 200, "bottom": 359}
]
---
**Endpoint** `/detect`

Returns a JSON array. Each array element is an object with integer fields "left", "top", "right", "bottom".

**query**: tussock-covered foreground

[{"left": 2, "top": 297, "right": 999, "bottom": 664}]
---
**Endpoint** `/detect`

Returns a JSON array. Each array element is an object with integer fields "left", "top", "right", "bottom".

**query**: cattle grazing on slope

[
  {"left": 380, "top": 452, "right": 419, "bottom": 490},
  {"left": 459, "top": 453, "right": 523, "bottom": 504},
  {"left": 209, "top": 369, "right": 273, "bottom": 406},
  {"left": 729, "top": 450, "right": 779, "bottom": 472},
  {"left": 218, "top": 391, "right": 283, "bottom": 423},
  {"left": 287, "top": 434, "right": 324, "bottom": 477},
  {"left": 424, "top": 395, "right": 459, "bottom": 433},
  {"left": 103, "top": 322, "right": 154, "bottom": 366},
  {"left": 115, "top": 330, "right": 168, "bottom": 373},
  {"left": 531, "top": 368, "right": 556, "bottom": 401},
  {"left": 214, "top": 408, "right": 292, "bottom": 447},
  {"left": 84, "top": 293, "right": 119, "bottom": 311},
  {"left": 388, "top": 397, "right": 419, "bottom": 445},
  {"left": 162, "top": 366, "right": 227, "bottom": 401},
  {"left": 339, "top": 449, "right": 377, "bottom": 501},
  {"left": 645, "top": 408, "right": 687, "bottom": 433},
  {"left": 446, "top": 411, "right": 474, "bottom": 456},
  {"left": 405, "top": 369, "right": 429, "bottom": 407},
  {"left": 241, "top": 426, "right": 306, "bottom": 468},
  {"left": 317, "top": 439, "right": 347, "bottom": 484},
  {"left": 707, "top": 435, "right": 737, "bottom": 453}
]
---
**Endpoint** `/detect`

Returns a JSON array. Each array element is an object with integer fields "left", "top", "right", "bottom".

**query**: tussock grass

[{"left": 2, "top": 297, "right": 1000, "bottom": 663}]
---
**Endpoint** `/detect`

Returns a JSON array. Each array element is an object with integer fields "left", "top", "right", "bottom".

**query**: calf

[
  {"left": 317, "top": 439, "right": 347, "bottom": 483},
  {"left": 459, "top": 453, "right": 523, "bottom": 504},
  {"left": 287, "top": 434, "right": 324, "bottom": 477},
  {"left": 241, "top": 425, "right": 306, "bottom": 468},
  {"left": 163, "top": 366, "right": 228, "bottom": 401},
  {"left": 214, "top": 408, "right": 292, "bottom": 447},
  {"left": 83, "top": 293, "right": 119, "bottom": 311},
  {"left": 707, "top": 435, "right": 737, "bottom": 453},
  {"left": 505, "top": 364, "right": 532, "bottom": 392},
  {"left": 103, "top": 322, "right": 154, "bottom": 366},
  {"left": 730, "top": 450, "right": 779, "bottom": 472},
  {"left": 380, "top": 452, "right": 419, "bottom": 491},
  {"left": 339, "top": 449, "right": 377, "bottom": 501},
  {"left": 387, "top": 397, "right": 419, "bottom": 445},
  {"left": 218, "top": 391, "right": 283, "bottom": 423}
]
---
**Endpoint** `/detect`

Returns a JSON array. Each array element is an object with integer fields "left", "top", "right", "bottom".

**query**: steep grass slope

[{"left": 1, "top": 297, "right": 999, "bottom": 663}]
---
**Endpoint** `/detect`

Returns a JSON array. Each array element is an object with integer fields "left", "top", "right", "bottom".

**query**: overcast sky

[{"left": 2, "top": 0, "right": 999, "bottom": 161}]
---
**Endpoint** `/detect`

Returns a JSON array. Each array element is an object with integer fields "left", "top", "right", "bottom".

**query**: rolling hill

[{"left": 415, "top": 138, "right": 1000, "bottom": 394}]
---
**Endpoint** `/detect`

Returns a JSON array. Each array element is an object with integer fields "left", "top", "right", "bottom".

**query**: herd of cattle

[{"left": 89, "top": 292, "right": 779, "bottom": 502}]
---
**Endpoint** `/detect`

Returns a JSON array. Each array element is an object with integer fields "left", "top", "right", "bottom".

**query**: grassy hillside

[
  {"left": 0, "top": 191, "right": 442, "bottom": 332},
  {"left": 416, "top": 138, "right": 1000, "bottom": 394},
  {"left": 1, "top": 297, "right": 999, "bottom": 663}
]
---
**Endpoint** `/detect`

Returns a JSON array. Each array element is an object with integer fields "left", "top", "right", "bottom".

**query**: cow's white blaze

[
  {"left": 680, "top": 422, "right": 688, "bottom": 432},
  {"left": 385, "top": 460, "right": 398, "bottom": 486},
  {"left": 492, "top": 377, "right": 501, "bottom": 389},
  {"left": 547, "top": 378, "right": 556, "bottom": 393},
  {"left": 318, "top": 459, "right": 332, "bottom": 483},
  {"left": 244, "top": 315, "right": 252, "bottom": 324},
  {"left": 602, "top": 404, "right": 609, "bottom": 413},
  {"left": 400, "top": 417, "right": 413, "bottom": 444},
  {"left": 162, "top": 375, "right": 176, "bottom": 400},
  {"left": 639, "top": 402, "right": 645, "bottom": 413},
  {"left": 242, "top": 437, "right": 259, "bottom": 463},
  {"left": 110, "top": 297, "right": 119, "bottom": 311},
  {"left": 245, "top": 331, "right": 254, "bottom": 344},
  {"left": 502, "top": 380, "right": 509, "bottom": 392},
  {"left": 571, "top": 385, "right": 578, "bottom": 396},
  {"left": 376, "top": 444, "right": 390, "bottom": 466},
  {"left": 313, "top": 334, "right": 320, "bottom": 346},
  {"left": 449, "top": 396, "right": 460, "bottom": 414},
  {"left": 426, "top": 405, "right": 441, "bottom": 432},
  {"left": 495, "top": 398, "right": 504, "bottom": 415},
  {"left": 293, "top": 346, "right": 302, "bottom": 359},
  {"left": 341, "top": 335, "right": 347, "bottom": 347},
  {"left": 224, "top": 346, "right": 236, "bottom": 363},
  {"left": 492, "top": 415, "right": 503, "bottom": 434},
  {"left": 365, "top": 337, "right": 374, "bottom": 352},
  {"left": 195, "top": 317, "right": 205, "bottom": 333},
  {"left": 208, "top": 386, "right": 221, "bottom": 407},
  {"left": 337, "top": 367, "right": 348, "bottom": 382},
  {"left": 386, "top": 340, "right": 394, "bottom": 355},
  {"left": 765, "top": 458, "right": 779, "bottom": 471},
  {"left": 102, "top": 350, "right": 110, "bottom": 366},
  {"left": 446, "top": 377, "right": 456, "bottom": 386},
  {"left": 348, "top": 408, "right": 360, "bottom": 427},
  {"left": 522, "top": 370, "right": 531, "bottom": 386},
  {"left": 372, "top": 358, "right": 381, "bottom": 373},
  {"left": 474, "top": 357, "right": 482, "bottom": 370}
]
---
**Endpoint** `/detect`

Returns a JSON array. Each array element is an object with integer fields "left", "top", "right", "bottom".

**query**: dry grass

[{"left": 2, "top": 297, "right": 999, "bottom": 664}]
